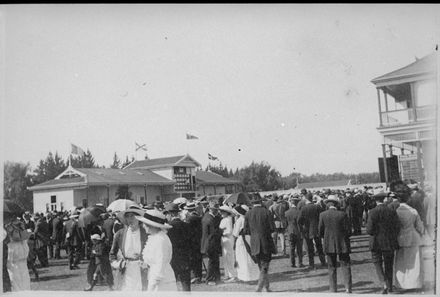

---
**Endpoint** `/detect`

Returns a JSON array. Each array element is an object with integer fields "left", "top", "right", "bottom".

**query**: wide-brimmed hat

[
  {"left": 135, "top": 209, "right": 172, "bottom": 229},
  {"left": 233, "top": 205, "right": 248, "bottom": 216},
  {"left": 69, "top": 210, "right": 80, "bottom": 219},
  {"left": 219, "top": 205, "right": 234, "bottom": 215},
  {"left": 164, "top": 203, "right": 180, "bottom": 213},
  {"left": 117, "top": 205, "right": 145, "bottom": 225},
  {"left": 90, "top": 234, "right": 102, "bottom": 241},
  {"left": 183, "top": 202, "right": 196, "bottom": 211}
]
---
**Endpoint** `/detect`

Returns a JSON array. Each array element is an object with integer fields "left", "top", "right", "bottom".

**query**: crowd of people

[{"left": 2, "top": 179, "right": 435, "bottom": 293}]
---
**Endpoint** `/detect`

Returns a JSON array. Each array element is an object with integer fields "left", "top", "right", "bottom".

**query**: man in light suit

[
  {"left": 244, "top": 198, "right": 276, "bottom": 292},
  {"left": 366, "top": 192, "right": 400, "bottom": 294},
  {"left": 318, "top": 195, "right": 352, "bottom": 293}
]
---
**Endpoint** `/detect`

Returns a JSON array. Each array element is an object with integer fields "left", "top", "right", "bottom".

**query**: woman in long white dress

[
  {"left": 219, "top": 205, "right": 238, "bottom": 283},
  {"left": 136, "top": 209, "right": 177, "bottom": 291},
  {"left": 232, "top": 205, "right": 259, "bottom": 282},
  {"left": 5, "top": 217, "right": 31, "bottom": 291},
  {"left": 394, "top": 187, "right": 425, "bottom": 290}
]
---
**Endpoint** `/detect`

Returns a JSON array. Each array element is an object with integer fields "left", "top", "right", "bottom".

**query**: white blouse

[{"left": 220, "top": 216, "right": 234, "bottom": 237}]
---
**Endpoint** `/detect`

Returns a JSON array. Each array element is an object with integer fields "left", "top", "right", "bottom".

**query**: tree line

[{"left": 4, "top": 151, "right": 380, "bottom": 211}]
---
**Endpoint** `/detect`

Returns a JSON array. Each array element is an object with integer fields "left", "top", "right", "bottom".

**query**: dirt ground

[{"left": 27, "top": 229, "right": 435, "bottom": 294}]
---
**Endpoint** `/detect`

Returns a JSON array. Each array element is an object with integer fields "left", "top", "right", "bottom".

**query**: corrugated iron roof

[
  {"left": 28, "top": 168, "right": 174, "bottom": 191},
  {"left": 124, "top": 154, "right": 201, "bottom": 169},
  {"left": 371, "top": 52, "right": 436, "bottom": 85}
]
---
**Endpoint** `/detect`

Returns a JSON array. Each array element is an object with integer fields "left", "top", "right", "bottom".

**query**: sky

[{"left": 1, "top": 4, "right": 439, "bottom": 176}]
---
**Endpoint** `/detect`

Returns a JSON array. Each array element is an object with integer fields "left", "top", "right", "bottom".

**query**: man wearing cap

[
  {"left": 200, "top": 201, "right": 222, "bottom": 285},
  {"left": 110, "top": 206, "right": 148, "bottom": 291},
  {"left": 184, "top": 202, "right": 203, "bottom": 284},
  {"left": 366, "top": 192, "right": 400, "bottom": 294},
  {"left": 299, "top": 193, "right": 326, "bottom": 269},
  {"left": 244, "top": 197, "right": 276, "bottom": 292},
  {"left": 63, "top": 210, "right": 82, "bottom": 270},
  {"left": 164, "top": 203, "right": 192, "bottom": 291},
  {"left": 318, "top": 195, "right": 352, "bottom": 293}
]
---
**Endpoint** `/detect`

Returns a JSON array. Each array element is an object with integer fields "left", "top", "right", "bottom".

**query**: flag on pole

[
  {"left": 208, "top": 153, "right": 219, "bottom": 161},
  {"left": 71, "top": 143, "right": 85, "bottom": 156},
  {"left": 135, "top": 142, "right": 147, "bottom": 152},
  {"left": 186, "top": 133, "right": 199, "bottom": 140}
]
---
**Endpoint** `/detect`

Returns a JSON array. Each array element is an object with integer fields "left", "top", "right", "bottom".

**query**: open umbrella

[
  {"left": 78, "top": 204, "right": 106, "bottom": 228},
  {"left": 107, "top": 199, "right": 137, "bottom": 212},
  {"left": 223, "top": 192, "right": 251, "bottom": 205},
  {"left": 3, "top": 199, "right": 25, "bottom": 221}
]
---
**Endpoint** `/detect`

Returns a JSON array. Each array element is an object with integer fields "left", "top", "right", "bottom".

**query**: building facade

[
  {"left": 371, "top": 52, "right": 437, "bottom": 185},
  {"left": 28, "top": 166, "right": 175, "bottom": 213}
]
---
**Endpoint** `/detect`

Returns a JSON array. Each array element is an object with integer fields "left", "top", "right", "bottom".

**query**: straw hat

[
  {"left": 135, "top": 209, "right": 172, "bottom": 230},
  {"left": 117, "top": 205, "right": 145, "bottom": 225},
  {"left": 219, "top": 205, "right": 234, "bottom": 215},
  {"left": 90, "top": 234, "right": 102, "bottom": 241}
]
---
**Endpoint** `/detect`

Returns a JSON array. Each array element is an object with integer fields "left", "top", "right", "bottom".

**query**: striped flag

[
  {"left": 186, "top": 133, "right": 199, "bottom": 140},
  {"left": 208, "top": 153, "right": 219, "bottom": 161},
  {"left": 71, "top": 143, "right": 85, "bottom": 156}
]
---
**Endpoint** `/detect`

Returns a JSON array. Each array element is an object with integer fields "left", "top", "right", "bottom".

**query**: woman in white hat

[
  {"left": 135, "top": 209, "right": 177, "bottom": 291},
  {"left": 232, "top": 205, "right": 259, "bottom": 282},
  {"left": 109, "top": 206, "right": 147, "bottom": 291},
  {"left": 219, "top": 205, "right": 238, "bottom": 283}
]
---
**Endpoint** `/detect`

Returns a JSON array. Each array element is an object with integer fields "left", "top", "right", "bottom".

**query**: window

[
  {"left": 140, "top": 196, "right": 145, "bottom": 205},
  {"left": 50, "top": 195, "right": 57, "bottom": 211}
]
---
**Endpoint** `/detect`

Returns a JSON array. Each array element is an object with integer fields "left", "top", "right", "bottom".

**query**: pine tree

[{"left": 110, "top": 152, "right": 121, "bottom": 169}]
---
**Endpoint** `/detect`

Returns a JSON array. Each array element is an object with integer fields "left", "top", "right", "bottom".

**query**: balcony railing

[{"left": 380, "top": 105, "right": 436, "bottom": 127}]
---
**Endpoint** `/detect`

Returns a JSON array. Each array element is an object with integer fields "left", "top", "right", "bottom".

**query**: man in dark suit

[
  {"left": 101, "top": 212, "right": 115, "bottom": 251},
  {"left": 347, "top": 192, "right": 364, "bottom": 235},
  {"left": 299, "top": 193, "right": 326, "bottom": 269},
  {"left": 244, "top": 198, "right": 276, "bottom": 292},
  {"left": 63, "top": 211, "right": 82, "bottom": 270},
  {"left": 34, "top": 213, "right": 50, "bottom": 267},
  {"left": 318, "top": 195, "right": 352, "bottom": 293},
  {"left": 165, "top": 203, "right": 192, "bottom": 291},
  {"left": 366, "top": 192, "right": 400, "bottom": 294},
  {"left": 200, "top": 202, "right": 222, "bottom": 285},
  {"left": 285, "top": 197, "right": 304, "bottom": 268},
  {"left": 51, "top": 211, "right": 64, "bottom": 259},
  {"left": 185, "top": 203, "right": 203, "bottom": 284}
]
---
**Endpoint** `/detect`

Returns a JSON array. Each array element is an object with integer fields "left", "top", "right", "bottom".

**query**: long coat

[
  {"left": 63, "top": 219, "right": 82, "bottom": 247},
  {"left": 366, "top": 204, "right": 400, "bottom": 251},
  {"left": 318, "top": 208, "right": 351, "bottom": 254},
  {"left": 52, "top": 217, "right": 64, "bottom": 242},
  {"left": 243, "top": 205, "right": 276, "bottom": 256},
  {"left": 299, "top": 203, "right": 320, "bottom": 239},
  {"left": 285, "top": 207, "right": 302, "bottom": 236},
  {"left": 167, "top": 218, "right": 191, "bottom": 269},
  {"left": 109, "top": 226, "right": 148, "bottom": 261},
  {"left": 110, "top": 225, "right": 148, "bottom": 290},
  {"left": 200, "top": 212, "right": 221, "bottom": 255}
]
